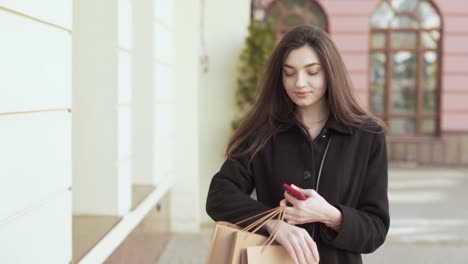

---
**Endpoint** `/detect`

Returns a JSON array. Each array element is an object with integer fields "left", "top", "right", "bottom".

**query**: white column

[
  {"left": 171, "top": 0, "right": 201, "bottom": 232},
  {"left": 132, "top": 0, "right": 155, "bottom": 185},
  {"left": 72, "top": 0, "right": 132, "bottom": 216},
  {"left": 153, "top": 0, "right": 176, "bottom": 186}
]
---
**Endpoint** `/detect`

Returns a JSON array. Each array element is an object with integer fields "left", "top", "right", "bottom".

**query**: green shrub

[{"left": 232, "top": 20, "right": 275, "bottom": 130}]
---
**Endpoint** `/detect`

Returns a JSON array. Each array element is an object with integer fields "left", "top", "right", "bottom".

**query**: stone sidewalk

[
  {"left": 363, "top": 167, "right": 468, "bottom": 263},
  {"left": 156, "top": 167, "right": 468, "bottom": 263}
]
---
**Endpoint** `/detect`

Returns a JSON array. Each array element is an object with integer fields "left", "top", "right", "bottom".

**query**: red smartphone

[{"left": 283, "top": 183, "right": 307, "bottom": 200}]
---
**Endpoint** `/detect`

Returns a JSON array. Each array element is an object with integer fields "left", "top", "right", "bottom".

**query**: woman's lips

[{"left": 294, "top": 91, "right": 310, "bottom": 98}]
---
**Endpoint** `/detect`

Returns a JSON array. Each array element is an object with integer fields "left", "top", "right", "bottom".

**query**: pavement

[{"left": 156, "top": 167, "right": 468, "bottom": 263}]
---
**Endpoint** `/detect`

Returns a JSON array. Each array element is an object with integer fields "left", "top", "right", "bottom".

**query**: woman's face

[{"left": 282, "top": 45, "right": 327, "bottom": 109}]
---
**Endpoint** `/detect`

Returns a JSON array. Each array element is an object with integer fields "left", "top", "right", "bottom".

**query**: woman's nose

[{"left": 295, "top": 72, "right": 306, "bottom": 88}]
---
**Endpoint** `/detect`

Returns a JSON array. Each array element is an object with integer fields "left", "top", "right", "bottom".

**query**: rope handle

[
  {"left": 234, "top": 207, "right": 279, "bottom": 226},
  {"left": 234, "top": 206, "right": 287, "bottom": 250},
  {"left": 262, "top": 207, "right": 285, "bottom": 252}
]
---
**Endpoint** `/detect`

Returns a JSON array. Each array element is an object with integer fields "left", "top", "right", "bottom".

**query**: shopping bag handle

[
  {"left": 235, "top": 207, "right": 282, "bottom": 228},
  {"left": 235, "top": 206, "right": 286, "bottom": 252}
]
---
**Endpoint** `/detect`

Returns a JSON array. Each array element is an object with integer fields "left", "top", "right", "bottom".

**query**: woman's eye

[
  {"left": 307, "top": 71, "right": 319, "bottom": 76},
  {"left": 284, "top": 72, "right": 295, "bottom": 77}
]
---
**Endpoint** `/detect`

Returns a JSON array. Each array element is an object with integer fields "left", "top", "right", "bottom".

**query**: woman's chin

[{"left": 293, "top": 99, "right": 315, "bottom": 108}]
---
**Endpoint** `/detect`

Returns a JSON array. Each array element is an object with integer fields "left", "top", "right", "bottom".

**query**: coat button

[{"left": 303, "top": 171, "right": 312, "bottom": 180}]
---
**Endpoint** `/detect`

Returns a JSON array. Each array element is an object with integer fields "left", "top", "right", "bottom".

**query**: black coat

[{"left": 206, "top": 116, "right": 390, "bottom": 264}]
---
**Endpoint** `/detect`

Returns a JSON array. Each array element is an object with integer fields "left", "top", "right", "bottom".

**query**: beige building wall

[
  {"left": 199, "top": 0, "right": 252, "bottom": 224},
  {"left": 170, "top": 0, "right": 202, "bottom": 232},
  {"left": 0, "top": 1, "right": 72, "bottom": 263}
]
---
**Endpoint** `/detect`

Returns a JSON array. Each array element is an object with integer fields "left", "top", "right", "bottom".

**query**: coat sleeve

[
  {"left": 206, "top": 156, "right": 271, "bottom": 228},
  {"left": 319, "top": 130, "right": 390, "bottom": 253}
]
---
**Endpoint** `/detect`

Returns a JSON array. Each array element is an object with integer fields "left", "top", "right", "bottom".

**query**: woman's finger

[
  {"left": 291, "top": 184, "right": 304, "bottom": 191},
  {"left": 305, "top": 234, "right": 320, "bottom": 263},
  {"left": 291, "top": 238, "right": 307, "bottom": 264},
  {"left": 280, "top": 199, "right": 288, "bottom": 206},
  {"left": 284, "top": 243, "right": 299, "bottom": 264},
  {"left": 284, "top": 192, "right": 300, "bottom": 206},
  {"left": 283, "top": 208, "right": 306, "bottom": 225},
  {"left": 283, "top": 210, "right": 297, "bottom": 224},
  {"left": 291, "top": 184, "right": 314, "bottom": 197},
  {"left": 299, "top": 236, "right": 314, "bottom": 264}
]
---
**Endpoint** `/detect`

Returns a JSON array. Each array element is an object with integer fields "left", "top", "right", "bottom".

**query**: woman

[{"left": 206, "top": 25, "right": 389, "bottom": 264}]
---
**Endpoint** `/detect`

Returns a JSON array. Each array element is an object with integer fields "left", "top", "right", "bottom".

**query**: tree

[{"left": 232, "top": 20, "right": 275, "bottom": 130}]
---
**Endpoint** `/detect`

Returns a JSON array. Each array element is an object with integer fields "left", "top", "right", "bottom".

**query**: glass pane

[
  {"left": 372, "top": 33, "right": 386, "bottom": 49},
  {"left": 391, "top": 32, "right": 417, "bottom": 48},
  {"left": 391, "top": 52, "right": 417, "bottom": 114},
  {"left": 430, "top": 30, "right": 440, "bottom": 40},
  {"left": 392, "top": 15, "right": 418, "bottom": 29},
  {"left": 306, "top": 2, "right": 328, "bottom": 30},
  {"left": 423, "top": 52, "right": 438, "bottom": 113},
  {"left": 371, "top": 53, "right": 387, "bottom": 114},
  {"left": 371, "top": 1, "right": 394, "bottom": 28},
  {"left": 391, "top": 0, "right": 418, "bottom": 12},
  {"left": 418, "top": 1, "right": 441, "bottom": 29},
  {"left": 422, "top": 118, "right": 436, "bottom": 135},
  {"left": 282, "top": 15, "right": 305, "bottom": 27},
  {"left": 422, "top": 31, "right": 440, "bottom": 49},
  {"left": 391, "top": 118, "right": 416, "bottom": 135}
]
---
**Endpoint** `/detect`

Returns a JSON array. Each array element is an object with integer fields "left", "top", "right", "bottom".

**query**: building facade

[{"left": 253, "top": 0, "right": 468, "bottom": 166}]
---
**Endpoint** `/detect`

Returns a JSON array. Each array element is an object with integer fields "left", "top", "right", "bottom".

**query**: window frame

[{"left": 369, "top": 0, "right": 443, "bottom": 137}]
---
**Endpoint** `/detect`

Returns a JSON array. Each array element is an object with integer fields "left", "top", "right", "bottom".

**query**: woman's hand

[
  {"left": 282, "top": 184, "right": 342, "bottom": 232},
  {"left": 264, "top": 219, "right": 319, "bottom": 264}
]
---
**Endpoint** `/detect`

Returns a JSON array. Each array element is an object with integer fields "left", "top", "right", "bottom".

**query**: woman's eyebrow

[{"left": 283, "top": 63, "right": 321, "bottom": 69}]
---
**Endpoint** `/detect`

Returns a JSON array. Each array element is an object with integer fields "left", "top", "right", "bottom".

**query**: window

[
  {"left": 252, "top": 0, "right": 328, "bottom": 40},
  {"left": 370, "top": 0, "right": 442, "bottom": 136}
]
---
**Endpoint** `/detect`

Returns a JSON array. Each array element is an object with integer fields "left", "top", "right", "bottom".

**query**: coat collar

[{"left": 324, "top": 114, "right": 353, "bottom": 135}]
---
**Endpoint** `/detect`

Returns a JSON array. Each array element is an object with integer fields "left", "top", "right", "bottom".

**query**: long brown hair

[{"left": 227, "top": 25, "right": 384, "bottom": 160}]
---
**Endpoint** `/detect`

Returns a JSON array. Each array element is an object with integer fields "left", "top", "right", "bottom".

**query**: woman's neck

[{"left": 299, "top": 98, "right": 329, "bottom": 129}]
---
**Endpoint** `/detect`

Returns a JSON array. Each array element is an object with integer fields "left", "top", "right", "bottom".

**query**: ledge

[
  {"left": 105, "top": 191, "right": 171, "bottom": 263},
  {"left": 72, "top": 215, "right": 122, "bottom": 263},
  {"left": 387, "top": 136, "right": 443, "bottom": 143},
  {"left": 73, "top": 181, "right": 170, "bottom": 264},
  {"left": 131, "top": 185, "right": 156, "bottom": 211}
]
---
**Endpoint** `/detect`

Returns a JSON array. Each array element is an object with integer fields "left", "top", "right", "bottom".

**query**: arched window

[
  {"left": 370, "top": 0, "right": 442, "bottom": 136},
  {"left": 252, "top": 0, "right": 328, "bottom": 40}
]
